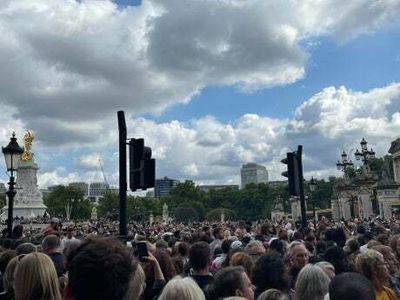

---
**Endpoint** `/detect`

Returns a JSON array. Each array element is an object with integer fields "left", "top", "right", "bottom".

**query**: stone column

[
  {"left": 338, "top": 196, "right": 351, "bottom": 220},
  {"left": 359, "top": 187, "right": 373, "bottom": 219},
  {"left": 331, "top": 198, "right": 340, "bottom": 221},
  {"left": 389, "top": 138, "right": 400, "bottom": 184},
  {"left": 377, "top": 188, "right": 398, "bottom": 220}
]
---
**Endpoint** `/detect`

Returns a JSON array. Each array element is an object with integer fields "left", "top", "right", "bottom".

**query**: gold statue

[{"left": 21, "top": 131, "right": 35, "bottom": 161}]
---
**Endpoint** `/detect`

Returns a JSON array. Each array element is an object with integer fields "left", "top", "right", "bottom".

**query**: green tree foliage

[
  {"left": 44, "top": 185, "right": 92, "bottom": 220},
  {"left": 97, "top": 190, "right": 119, "bottom": 219}
]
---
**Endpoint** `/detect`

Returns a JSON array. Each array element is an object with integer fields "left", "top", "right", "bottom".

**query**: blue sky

[
  {"left": 152, "top": 28, "right": 400, "bottom": 123},
  {"left": 0, "top": 0, "right": 399, "bottom": 188}
]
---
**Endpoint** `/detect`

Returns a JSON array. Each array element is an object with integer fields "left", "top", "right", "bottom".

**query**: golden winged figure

[{"left": 21, "top": 131, "right": 35, "bottom": 161}]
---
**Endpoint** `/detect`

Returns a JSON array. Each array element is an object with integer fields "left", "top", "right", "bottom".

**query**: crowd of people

[{"left": 0, "top": 215, "right": 400, "bottom": 299}]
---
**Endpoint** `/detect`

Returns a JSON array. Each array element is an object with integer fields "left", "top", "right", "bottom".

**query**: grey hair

[
  {"left": 245, "top": 240, "right": 263, "bottom": 254},
  {"left": 315, "top": 261, "right": 335, "bottom": 273},
  {"left": 295, "top": 264, "right": 330, "bottom": 300},
  {"left": 158, "top": 276, "right": 205, "bottom": 300}
]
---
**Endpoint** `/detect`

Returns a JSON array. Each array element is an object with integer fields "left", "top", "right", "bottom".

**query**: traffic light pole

[
  {"left": 117, "top": 111, "right": 127, "bottom": 242},
  {"left": 296, "top": 145, "right": 307, "bottom": 228}
]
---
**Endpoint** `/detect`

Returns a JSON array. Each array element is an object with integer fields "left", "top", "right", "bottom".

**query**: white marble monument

[{"left": 3, "top": 132, "right": 47, "bottom": 218}]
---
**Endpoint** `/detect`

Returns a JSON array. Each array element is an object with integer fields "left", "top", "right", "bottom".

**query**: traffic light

[
  {"left": 281, "top": 151, "right": 300, "bottom": 196},
  {"left": 129, "top": 138, "right": 155, "bottom": 191}
]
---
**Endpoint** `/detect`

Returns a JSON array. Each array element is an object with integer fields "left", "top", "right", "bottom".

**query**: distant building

[
  {"left": 155, "top": 177, "right": 179, "bottom": 198},
  {"left": 88, "top": 182, "right": 110, "bottom": 203},
  {"left": 240, "top": 163, "right": 268, "bottom": 189},
  {"left": 69, "top": 182, "right": 89, "bottom": 196},
  {"left": 268, "top": 180, "right": 287, "bottom": 188},
  {"left": 198, "top": 185, "right": 239, "bottom": 193},
  {"left": 0, "top": 183, "right": 6, "bottom": 194}
]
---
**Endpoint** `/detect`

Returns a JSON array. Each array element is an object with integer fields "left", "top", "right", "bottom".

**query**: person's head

[
  {"left": 269, "top": 239, "right": 286, "bottom": 257},
  {"left": 14, "top": 252, "right": 62, "bottom": 300},
  {"left": 222, "top": 239, "right": 234, "bottom": 254},
  {"left": 245, "top": 240, "right": 265, "bottom": 261},
  {"left": 213, "top": 266, "right": 255, "bottom": 300},
  {"left": 42, "top": 234, "right": 61, "bottom": 253},
  {"left": 0, "top": 250, "right": 17, "bottom": 274},
  {"left": 345, "top": 239, "right": 360, "bottom": 254},
  {"left": 328, "top": 272, "right": 375, "bottom": 300},
  {"left": 12, "top": 225, "right": 23, "bottom": 239},
  {"left": 126, "top": 263, "right": 146, "bottom": 300},
  {"left": 257, "top": 289, "right": 288, "bottom": 300},
  {"left": 67, "top": 237, "right": 138, "bottom": 300},
  {"left": 372, "top": 245, "right": 399, "bottom": 276},
  {"left": 315, "top": 261, "right": 335, "bottom": 279},
  {"left": 15, "top": 242, "right": 37, "bottom": 255},
  {"left": 189, "top": 241, "right": 211, "bottom": 271},
  {"left": 230, "top": 252, "right": 254, "bottom": 277},
  {"left": 355, "top": 249, "right": 389, "bottom": 286},
  {"left": 390, "top": 234, "right": 400, "bottom": 257},
  {"left": 213, "top": 227, "right": 224, "bottom": 240},
  {"left": 324, "top": 245, "right": 350, "bottom": 274},
  {"left": 175, "top": 242, "right": 190, "bottom": 258},
  {"left": 158, "top": 276, "right": 205, "bottom": 300},
  {"left": 3, "top": 256, "right": 18, "bottom": 294},
  {"left": 295, "top": 264, "right": 330, "bottom": 300},
  {"left": 289, "top": 243, "right": 309, "bottom": 270},
  {"left": 252, "top": 254, "right": 290, "bottom": 293}
]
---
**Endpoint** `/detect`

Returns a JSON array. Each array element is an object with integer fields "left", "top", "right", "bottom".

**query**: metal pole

[
  {"left": 297, "top": 145, "right": 307, "bottom": 228},
  {"left": 117, "top": 111, "right": 127, "bottom": 241},
  {"left": 6, "top": 174, "right": 15, "bottom": 238}
]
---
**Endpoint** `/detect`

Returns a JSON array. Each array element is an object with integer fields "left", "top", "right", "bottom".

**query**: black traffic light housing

[
  {"left": 281, "top": 152, "right": 300, "bottom": 196},
  {"left": 281, "top": 145, "right": 307, "bottom": 228},
  {"left": 129, "top": 138, "right": 155, "bottom": 191}
]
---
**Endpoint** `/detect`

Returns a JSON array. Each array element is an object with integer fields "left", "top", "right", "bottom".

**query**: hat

[{"left": 231, "top": 240, "right": 243, "bottom": 249}]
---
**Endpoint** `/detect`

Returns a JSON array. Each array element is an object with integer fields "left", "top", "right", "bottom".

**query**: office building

[
  {"left": 155, "top": 177, "right": 179, "bottom": 198},
  {"left": 240, "top": 163, "right": 268, "bottom": 188}
]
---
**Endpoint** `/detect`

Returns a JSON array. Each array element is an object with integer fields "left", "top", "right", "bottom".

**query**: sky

[{"left": 0, "top": 0, "right": 399, "bottom": 190}]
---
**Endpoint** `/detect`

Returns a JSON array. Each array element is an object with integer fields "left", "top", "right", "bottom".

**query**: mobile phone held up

[{"left": 137, "top": 241, "right": 149, "bottom": 262}]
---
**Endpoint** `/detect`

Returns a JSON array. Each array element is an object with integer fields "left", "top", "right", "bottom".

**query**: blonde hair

[
  {"left": 230, "top": 252, "right": 254, "bottom": 276},
  {"left": 355, "top": 249, "right": 383, "bottom": 279},
  {"left": 158, "top": 276, "right": 205, "bottom": 300},
  {"left": 14, "top": 252, "right": 62, "bottom": 300},
  {"left": 257, "top": 289, "right": 289, "bottom": 300},
  {"left": 125, "top": 263, "right": 145, "bottom": 300}
]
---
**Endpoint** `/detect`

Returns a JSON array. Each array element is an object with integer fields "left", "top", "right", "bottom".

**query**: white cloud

[
  {"left": 0, "top": 0, "right": 398, "bottom": 147},
  {"left": 0, "top": 1, "right": 399, "bottom": 187}
]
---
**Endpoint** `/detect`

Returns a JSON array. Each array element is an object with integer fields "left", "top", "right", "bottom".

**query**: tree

[
  {"left": 97, "top": 191, "right": 119, "bottom": 219},
  {"left": 44, "top": 185, "right": 92, "bottom": 220}
]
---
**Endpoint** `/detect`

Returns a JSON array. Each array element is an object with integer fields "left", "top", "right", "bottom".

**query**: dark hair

[
  {"left": 329, "top": 272, "right": 375, "bottom": 300},
  {"left": 252, "top": 254, "right": 290, "bottom": 293},
  {"left": 175, "top": 242, "right": 190, "bottom": 257},
  {"left": 11, "top": 225, "right": 23, "bottom": 239},
  {"left": 269, "top": 239, "right": 285, "bottom": 257},
  {"left": 42, "top": 234, "right": 61, "bottom": 251},
  {"left": 221, "top": 239, "right": 233, "bottom": 254},
  {"left": 213, "top": 266, "right": 245, "bottom": 298},
  {"left": 16, "top": 242, "right": 36, "bottom": 255},
  {"left": 67, "top": 237, "right": 137, "bottom": 300},
  {"left": 324, "top": 246, "right": 352, "bottom": 274},
  {"left": 0, "top": 250, "right": 16, "bottom": 274},
  {"left": 189, "top": 241, "right": 210, "bottom": 271}
]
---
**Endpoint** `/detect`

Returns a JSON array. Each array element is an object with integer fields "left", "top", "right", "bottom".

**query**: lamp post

[
  {"left": 354, "top": 138, "right": 375, "bottom": 170},
  {"left": 2, "top": 133, "right": 24, "bottom": 238},
  {"left": 309, "top": 177, "right": 317, "bottom": 227},
  {"left": 336, "top": 150, "right": 354, "bottom": 178}
]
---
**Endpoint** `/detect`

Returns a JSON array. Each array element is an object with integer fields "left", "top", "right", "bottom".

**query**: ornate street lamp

[
  {"left": 309, "top": 177, "right": 317, "bottom": 227},
  {"left": 2, "top": 133, "right": 24, "bottom": 238},
  {"left": 354, "top": 138, "right": 375, "bottom": 165},
  {"left": 336, "top": 150, "right": 354, "bottom": 178}
]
